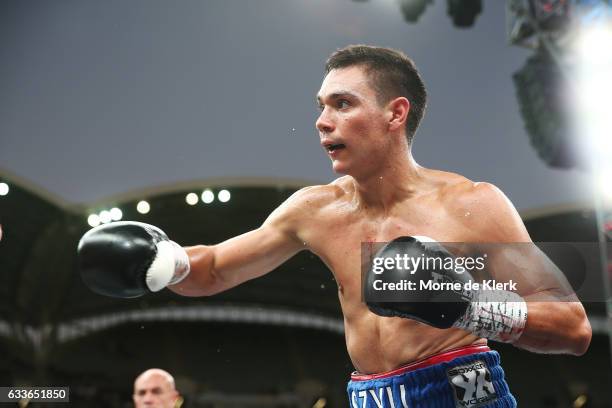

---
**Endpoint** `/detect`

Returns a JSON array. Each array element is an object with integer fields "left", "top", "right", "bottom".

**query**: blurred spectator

[{"left": 133, "top": 368, "right": 183, "bottom": 408}]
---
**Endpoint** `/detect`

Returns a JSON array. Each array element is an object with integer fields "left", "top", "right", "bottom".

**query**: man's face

[
  {"left": 133, "top": 373, "right": 177, "bottom": 408},
  {"left": 316, "top": 66, "right": 391, "bottom": 176}
]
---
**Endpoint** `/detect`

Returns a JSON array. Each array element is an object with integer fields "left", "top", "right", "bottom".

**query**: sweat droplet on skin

[{"left": 465, "top": 212, "right": 471, "bottom": 217}]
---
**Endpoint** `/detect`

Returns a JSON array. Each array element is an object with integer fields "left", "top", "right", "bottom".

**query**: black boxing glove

[
  {"left": 365, "top": 236, "right": 527, "bottom": 342},
  {"left": 77, "top": 221, "right": 190, "bottom": 298}
]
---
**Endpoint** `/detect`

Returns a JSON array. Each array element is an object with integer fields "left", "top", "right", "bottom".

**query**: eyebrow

[{"left": 316, "top": 91, "right": 358, "bottom": 104}]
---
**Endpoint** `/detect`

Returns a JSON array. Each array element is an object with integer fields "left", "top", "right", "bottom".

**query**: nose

[{"left": 316, "top": 108, "right": 335, "bottom": 134}]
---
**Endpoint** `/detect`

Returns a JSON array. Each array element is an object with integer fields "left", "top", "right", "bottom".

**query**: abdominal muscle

[{"left": 342, "top": 299, "right": 487, "bottom": 375}]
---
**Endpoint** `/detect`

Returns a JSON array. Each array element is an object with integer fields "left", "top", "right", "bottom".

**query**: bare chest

[{"left": 305, "top": 205, "right": 468, "bottom": 293}]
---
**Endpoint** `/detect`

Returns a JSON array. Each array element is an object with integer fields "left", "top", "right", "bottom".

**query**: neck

[{"left": 351, "top": 144, "right": 424, "bottom": 212}]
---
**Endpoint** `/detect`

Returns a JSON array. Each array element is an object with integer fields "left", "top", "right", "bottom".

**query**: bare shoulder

[
  {"left": 283, "top": 176, "right": 351, "bottom": 211},
  {"left": 263, "top": 176, "right": 352, "bottom": 229},
  {"left": 434, "top": 174, "right": 530, "bottom": 242},
  {"left": 441, "top": 178, "right": 509, "bottom": 209}
]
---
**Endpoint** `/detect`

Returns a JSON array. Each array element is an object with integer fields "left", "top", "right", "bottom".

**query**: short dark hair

[{"left": 324, "top": 45, "right": 427, "bottom": 143}]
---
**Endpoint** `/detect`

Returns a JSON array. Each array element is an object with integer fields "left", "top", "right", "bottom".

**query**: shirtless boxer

[{"left": 78, "top": 45, "right": 591, "bottom": 407}]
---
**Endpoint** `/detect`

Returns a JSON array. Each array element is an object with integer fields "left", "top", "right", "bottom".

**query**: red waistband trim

[{"left": 351, "top": 344, "right": 491, "bottom": 381}]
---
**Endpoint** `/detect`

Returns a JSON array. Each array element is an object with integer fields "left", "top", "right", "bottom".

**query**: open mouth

[{"left": 326, "top": 143, "right": 346, "bottom": 152}]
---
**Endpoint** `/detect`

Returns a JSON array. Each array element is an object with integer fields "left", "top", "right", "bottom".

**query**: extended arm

[
  {"left": 78, "top": 187, "right": 313, "bottom": 299},
  {"left": 169, "top": 210, "right": 305, "bottom": 296}
]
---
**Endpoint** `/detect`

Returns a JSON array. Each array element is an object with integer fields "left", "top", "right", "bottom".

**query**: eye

[
  {"left": 337, "top": 99, "right": 350, "bottom": 109},
  {"left": 317, "top": 103, "right": 324, "bottom": 112}
]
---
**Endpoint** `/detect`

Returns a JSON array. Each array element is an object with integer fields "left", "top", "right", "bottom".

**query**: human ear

[{"left": 388, "top": 97, "right": 410, "bottom": 132}]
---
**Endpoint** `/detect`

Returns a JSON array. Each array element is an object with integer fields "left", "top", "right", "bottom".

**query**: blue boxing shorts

[{"left": 347, "top": 345, "right": 516, "bottom": 408}]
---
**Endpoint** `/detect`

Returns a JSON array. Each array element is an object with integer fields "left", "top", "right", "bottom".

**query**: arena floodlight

[
  {"left": 99, "top": 210, "right": 112, "bottom": 224},
  {"left": 513, "top": 47, "right": 578, "bottom": 168},
  {"left": 507, "top": 0, "right": 534, "bottom": 46},
  {"left": 110, "top": 207, "right": 123, "bottom": 221},
  {"left": 597, "top": 169, "right": 612, "bottom": 203},
  {"left": 0, "top": 183, "right": 8, "bottom": 196},
  {"left": 566, "top": 21, "right": 612, "bottom": 206},
  {"left": 569, "top": 20, "right": 612, "bottom": 366},
  {"left": 185, "top": 193, "right": 198, "bottom": 206},
  {"left": 507, "top": 0, "right": 612, "bottom": 51},
  {"left": 218, "top": 189, "right": 231, "bottom": 203},
  {"left": 136, "top": 200, "right": 150, "bottom": 214},
  {"left": 398, "top": 0, "right": 432, "bottom": 23},
  {"left": 201, "top": 189, "right": 214, "bottom": 204},
  {"left": 511, "top": 2, "right": 612, "bottom": 170},
  {"left": 87, "top": 214, "right": 101, "bottom": 228},
  {"left": 572, "top": 24, "right": 612, "bottom": 164},
  {"left": 532, "top": 0, "right": 570, "bottom": 31},
  {"left": 447, "top": 0, "right": 482, "bottom": 28}
]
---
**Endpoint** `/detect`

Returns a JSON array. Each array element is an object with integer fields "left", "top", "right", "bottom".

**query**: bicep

[
  {"left": 468, "top": 183, "right": 574, "bottom": 298},
  {"left": 206, "top": 189, "right": 313, "bottom": 292},
  {"left": 485, "top": 244, "right": 576, "bottom": 299}
]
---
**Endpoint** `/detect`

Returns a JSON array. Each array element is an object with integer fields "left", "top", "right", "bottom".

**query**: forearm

[
  {"left": 168, "top": 245, "right": 224, "bottom": 297},
  {"left": 452, "top": 289, "right": 591, "bottom": 355},
  {"left": 513, "top": 300, "right": 592, "bottom": 355}
]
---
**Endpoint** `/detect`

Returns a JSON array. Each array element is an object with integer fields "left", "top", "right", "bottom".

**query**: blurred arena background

[{"left": 1, "top": 0, "right": 611, "bottom": 407}]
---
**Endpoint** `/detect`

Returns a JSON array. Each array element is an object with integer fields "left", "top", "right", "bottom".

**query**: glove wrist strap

[
  {"left": 168, "top": 240, "right": 191, "bottom": 285},
  {"left": 146, "top": 240, "right": 190, "bottom": 292},
  {"left": 453, "top": 289, "right": 528, "bottom": 343}
]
